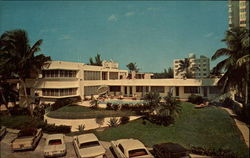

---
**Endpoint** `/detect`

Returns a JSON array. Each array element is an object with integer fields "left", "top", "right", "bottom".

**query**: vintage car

[
  {"left": 44, "top": 134, "right": 67, "bottom": 157},
  {"left": 110, "top": 138, "right": 154, "bottom": 158},
  {"left": 11, "top": 128, "right": 42, "bottom": 151},
  {"left": 0, "top": 126, "right": 7, "bottom": 140},
  {"left": 73, "top": 133, "right": 106, "bottom": 158},
  {"left": 153, "top": 142, "right": 190, "bottom": 158}
]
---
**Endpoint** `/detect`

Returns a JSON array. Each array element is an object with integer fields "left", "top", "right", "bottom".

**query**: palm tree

[
  {"left": 126, "top": 62, "right": 139, "bottom": 73},
  {"left": 158, "top": 94, "right": 181, "bottom": 118},
  {"left": 89, "top": 53, "right": 102, "bottom": 66},
  {"left": 0, "top": 29, "right": 51, "bottom": 116},
  {"left": 176, "top": 58, "right": 199, "bottom": 79},
  {"left": 211, "top": 27, "right": 249, "bottom": 105}
]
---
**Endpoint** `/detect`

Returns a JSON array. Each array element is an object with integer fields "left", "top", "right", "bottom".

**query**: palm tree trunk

[
  {"left": 19, "top": 79, "right": 34, "bottom": 117},
  {"left": 245, "top": 64, "right": 249, "bottom": 105}
]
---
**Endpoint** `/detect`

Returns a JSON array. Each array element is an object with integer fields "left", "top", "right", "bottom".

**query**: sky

[{"left": 1, "top": 1, "right": 228, "bottom": 72}]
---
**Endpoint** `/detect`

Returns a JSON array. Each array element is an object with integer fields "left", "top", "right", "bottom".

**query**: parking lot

[{"left": 0, "top": 130, "right": 115, "bottom": 158}]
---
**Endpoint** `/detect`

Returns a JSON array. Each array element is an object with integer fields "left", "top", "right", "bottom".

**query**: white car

[
  {"left": 44, "top": 134, "right": 66, "bottom": 157},
  {"left": 111, "top": 138, "right": 154, "bottom": 158},
  {"left": 73, "top": 133, "right": 106, "bottom": 158},
  {"left": 0, "top": 126, "right": 7, "bottom": 140}
]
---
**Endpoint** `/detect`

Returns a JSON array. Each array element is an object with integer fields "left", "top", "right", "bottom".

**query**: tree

[
  {"left": 0, "top": 82, "right": 19, "bottom": 115},
  {"left": 143, "top": 92, "right": 161, "bottom": 112},
  {"left": 126, "top": 62, "right": 139, "bottom": 73},
  {"left": 211, "top": 27, "right": 249, "bottom": 105},
  {"left": 152, "top": 67, "right": 173, "bottom": 79},
  {"left": 158, "top": 93, "right": 181, "bottom": 119},
  {"left": 0, "top": 29, "right": 51, "bottom": 116},
  {"left": 176, "top": 58, "right": 199, "bottom": 79},
  {"left": 88, "top": 53, "right": 102, "bottom": 66}
]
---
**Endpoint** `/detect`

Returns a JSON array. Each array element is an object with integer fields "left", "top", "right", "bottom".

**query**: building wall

[
  {"left": 229, "top": 0, "right": 249, "bottom": 29},
  {"left": 173, "top": 54, "right": 210, "bottom": 79},
  {"left": 24, "top": 61, "right": 221, "bottom": 105}
]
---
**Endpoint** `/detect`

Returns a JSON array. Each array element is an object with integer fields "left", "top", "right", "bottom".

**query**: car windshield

[
  {"left": 48, "top": 139, "right": 62, "bottom": 145},
  {"left": 129, "top": 149, "right": 148, "bottom": 158},
  {"left": 79, "top": 141, "right": 100, "bottom": 149}
]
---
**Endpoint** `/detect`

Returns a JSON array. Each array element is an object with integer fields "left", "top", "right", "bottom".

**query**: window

[
  {"left": 110, "top": 86, "right": 121, "bottom": 92},
  {"left": 129, "top": 149, "right": 148, "bottom": 158},
  {"left": 118, "top": 144, "right": 125, "bottom": 154},
  {"left": 203, "top": 73, "right": 207, "bottom": 76},
  {"left": 80, "top": 141, "right": 100, "bottom": 149},
  {"left": 48, "top": 139, "right": 62, "bottom": 145},
  {"left": 42, "top": 88, "right": 77, "bottom": 96},
  {"left": 151, "top": 86, "right": 164, "bottom": 93},
  {"left": 203, "top": 69, "right": 207, "bottom": 71},
  {"left": 136, "top": 86, "right": 143, "bottom": 92},
  {"left": 184, "top": 86, "right": 199, "bottom": 94},
  {"left": 84, "top": 71, "right": 101, "bottom": 80},
  {"left": 209, "top": 87, "right": 220, "bottom": 94}
]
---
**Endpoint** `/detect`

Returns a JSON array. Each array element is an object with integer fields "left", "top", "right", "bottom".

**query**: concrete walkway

[
  {"left": 44, "top": 114, "right": 141, "bottom": 132},
  {"left": 221, "top": 107, "right": 249, "bottom": 148}
]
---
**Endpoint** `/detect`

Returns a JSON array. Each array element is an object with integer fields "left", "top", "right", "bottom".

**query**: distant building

[
  {"left": 228, "top": 0, "right": 249, "bottom": 29},
  {"left": 102, "top": 60, "right": 119, "bottom": 69},
  {"left": 173, "top": 53, "right": 210, "bottom": 79}
]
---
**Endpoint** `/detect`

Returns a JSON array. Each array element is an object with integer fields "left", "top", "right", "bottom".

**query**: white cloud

[
  {"left": 107, "top": 14, "right": 118, "bottom": 21},
  {"left": 59, "top": 35, "right": 72, "bottom": 40},
  {"left": 125, "top": 11, "right": 135, "bottom": 17},
  {"left": 204, "top": 32, "right": 214, "bottom": 38}
]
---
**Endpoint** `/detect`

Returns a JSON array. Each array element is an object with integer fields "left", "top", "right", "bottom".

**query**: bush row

[
  {"left": 188, "top": 94, "right": 204, "bottom": 104},
  {"left": 190, "top": 146, "right": 238, "bottom": 158},
  {"left": 51, "top": 96, "right": 81, "bottom": 111}
]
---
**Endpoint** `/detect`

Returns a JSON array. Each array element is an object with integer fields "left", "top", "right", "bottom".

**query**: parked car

[
  {"left": 11, "top": 128, "right": 42, "bottom": 151},
  {"left": 73, "top": 133, "right": 106, "bottom": 158},
  {"left": 44, "top": 134, "right": 66, "bottom": 157},
  {"left": 153, "top": 142, "right": 190, "bottom": 158},
  {"left": 110, "top": 138, "right": 154, "bottom": 158},
  {"left": 0, "top": 126, "right": 7, "bottom": 140}
]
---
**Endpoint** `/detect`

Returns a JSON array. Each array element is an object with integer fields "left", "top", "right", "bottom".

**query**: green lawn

[
  {"left": 94, "top": 102, "right": 249, "bottom": 158},
  {"left": 47, "top": 104, "right": 136, "bottom": 119},
  {"left": 0, "top": 115, "right": 35, "bottom": 129}
]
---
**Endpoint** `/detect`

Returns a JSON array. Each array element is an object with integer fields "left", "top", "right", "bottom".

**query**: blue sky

[{"left": 1, "top": 1, "right": 228, "bottom": 72}]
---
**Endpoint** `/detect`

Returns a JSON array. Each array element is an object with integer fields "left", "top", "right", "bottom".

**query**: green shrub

[
  {"left": 190, "top": 146, "right": 238, "bottom": 158},
  {"left": 108, "top": 117, "right": 120, "bottom": 127},
  {"left": 78, "top": 124, "right": 85, "bottom": 133},
  {"left": 222, "top": 97, "right": 234, "bottom": 107},
  {"left": 188, "top": 94, "right": 204, "bottom": 104},
  {"left": 112, "top": 104, "right": 120, "bottom": 111},
  {"left": 120, "top": 116, "right": 130, "bottom": 124},
  {"left": 51, "top": 97, "right": 80, "bottom": 111},
  {"left": 9, "top": 107, "right": 29, "bottom": 115},
  {"left": 42, "top": 124, "right": 71, "bottom": 134},
  {"left": 106, "top": 103, "right": 113, "bottom": 110}
]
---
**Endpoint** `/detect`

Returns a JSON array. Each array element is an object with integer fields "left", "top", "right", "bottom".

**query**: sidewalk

[{"left": 221, "top": 107, "right": 249, "bottom": 148}]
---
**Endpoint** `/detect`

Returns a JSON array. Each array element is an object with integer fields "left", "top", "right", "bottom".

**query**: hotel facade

[{"left": 24, "top": 60, "right": 221, "bottom": 104}]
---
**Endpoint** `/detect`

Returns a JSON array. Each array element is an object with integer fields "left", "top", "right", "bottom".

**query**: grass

[
  {"left": 47, "top": 104, "right": 136, "bottom": 119},
  {"left": 94, "top": 102, "right": 249, "bottom": 158},
  {"left": 0, "top": 115, "right": 35, "bottom": 129}
]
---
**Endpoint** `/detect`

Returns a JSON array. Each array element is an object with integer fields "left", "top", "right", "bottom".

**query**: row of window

[
  {"left": 42, "top": 88, "right": 77, "bottom": 96},
  {"left": 43, "top": 70, "right": 77, "bottom": 78}
]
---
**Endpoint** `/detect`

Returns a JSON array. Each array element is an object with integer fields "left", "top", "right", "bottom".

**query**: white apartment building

[
  {"left": 173, "top": 53, "right": 210, "bottom": 79},
  {"left": 228, "top": 0, "right": 249, "bottom": 29},
  {"left": 25, "top": 60, "right": 220, "bottom": 104}
]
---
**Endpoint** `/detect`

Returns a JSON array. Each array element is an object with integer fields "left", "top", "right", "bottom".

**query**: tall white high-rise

[{"left": 228, "top": 0, "right": 249, "bottom": 29}]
